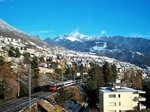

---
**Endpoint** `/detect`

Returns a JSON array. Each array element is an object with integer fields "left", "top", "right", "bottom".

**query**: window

[
  {"left": 109, "top": 110, "right": 116, "bottom": 112},
  {"left": 120, "top": 110, "right": 126, "bottom": 112},
  {"left": 119, "top": 102, "right": 121, "bottom": 106},
  {"left": 109, "top": 94, "right": 116, "bottom": 98},
  {"left": 109, "top": 102, "right": 116, "bottom": 106},
  {"left": 118, "top": 94, "right": 121, "bottom": 98}
]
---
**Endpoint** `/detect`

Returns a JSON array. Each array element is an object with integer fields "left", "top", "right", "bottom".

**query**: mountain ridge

[
  {"left": 45, "top": 32, "right": 150, "bottom": 68},
  {"left": 0, "top": 19, "right": 49, "bottom": 47}
]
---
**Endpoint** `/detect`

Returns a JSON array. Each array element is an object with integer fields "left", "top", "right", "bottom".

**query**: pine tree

[
  {"left": 0, "top": 63, "right": 18, "bottom": 100},
  {"left": 102, "top": 62, "right": 113, "bottom": 84},
  {"left": 0, "top": 56, "right": 4, "bottom": 66},
  {"left": 15, "top": 48, "right": 21, "bottom": 57},
  {"left": 31, "top": 56, "right": 39, "bottom": 91},
  {"left": 88, "top": 63, "right": 105, "bottom": 89},
  {"left": 111, "top": 64, "right": 117, "bottom": 82},
  {"left": 133, "top": 70, "right": 143, "bottom": 89},
  {"left": 86, "top": 79, "right": 97, "bottom": 90},
  {"left": 8, "top": 46, "right": 15, "bottom": 57},
  {"left": 23, "top": 52, "right": 31, "bottom": 64}
]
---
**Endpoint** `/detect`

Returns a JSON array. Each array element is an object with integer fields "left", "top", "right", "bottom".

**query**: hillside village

[
  {"left": 0, "top": 35, "right": 147, "bottom": 81},
  {"left": 0, "top": 34, "right": 150, "bottom": 112}
]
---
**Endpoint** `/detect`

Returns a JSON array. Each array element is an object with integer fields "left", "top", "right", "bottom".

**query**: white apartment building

[{"left": 99, "top": 86, "right": 146, "bottom": 112}]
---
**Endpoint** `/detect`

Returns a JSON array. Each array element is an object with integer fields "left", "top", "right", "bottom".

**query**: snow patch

[
  {"left": 136, "top": 52, "right": 144, "bottom": 56},
  {"left": 54, "top": 32, "right": 99, "bottom": 42},
  {"left": 90, "top": 42, "right": 107, "bottom": 51}
]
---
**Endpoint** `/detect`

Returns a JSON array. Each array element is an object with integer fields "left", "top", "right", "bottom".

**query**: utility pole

[
  {"left": 73, "top": 71, "right": 76, "bottom": 81},
  {"left": 61, "top": 69, "right": 63, "bottom": 83},
  {"left": 60, "top": 60, "right": 64, "bottom": 83},
  {"left": 17, "top": 61, "right": 21, "bottom": 97},
  {"left": 69, "top": 65, "right": 73, "bottom": 80},
  {"left": 69, "top": 66, "right": 71, "bottom": 80},
  {"left": 28, "top": 63, "right": 31, "bottom": 109},
  {"left": 17, "top": 71, "right": 19, "bottom": 97}
]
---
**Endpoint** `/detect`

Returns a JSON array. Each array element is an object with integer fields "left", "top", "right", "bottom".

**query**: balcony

[
  {"left": 139, "top": 103, "right": 146, "bottom": 110},
  {"left": 138, "top": 96, "right": 146, "bottom": 102}
]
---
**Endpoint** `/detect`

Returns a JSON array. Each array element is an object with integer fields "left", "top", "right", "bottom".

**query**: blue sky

[{"left": 0, "top": 0, "right": 150, "bottom": 40}]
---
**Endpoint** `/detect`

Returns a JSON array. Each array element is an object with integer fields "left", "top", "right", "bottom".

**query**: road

[{"left": 0, "top": 91, "right": 53, "bottom": 112}]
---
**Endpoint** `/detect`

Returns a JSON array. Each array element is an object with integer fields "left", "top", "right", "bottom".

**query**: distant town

[{"left": 0, "top": 29, "right": 150, "bottom": 112}]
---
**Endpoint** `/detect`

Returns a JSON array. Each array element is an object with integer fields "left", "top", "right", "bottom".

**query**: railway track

[{"left": 0, "top": 91, "right": 53, "bottom": 112}]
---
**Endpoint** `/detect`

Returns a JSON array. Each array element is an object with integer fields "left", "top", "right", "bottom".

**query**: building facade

[{"left": 99, "top": 86, "right": 146, "bottom": 112}]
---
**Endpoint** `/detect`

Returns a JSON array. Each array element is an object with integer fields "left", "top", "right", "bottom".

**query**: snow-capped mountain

[
  {"left": 45, "top": 32, "right": 150, "bottom": 68},
  {"left": 54, "top": 32, "right": 98, "bottom": 42}
]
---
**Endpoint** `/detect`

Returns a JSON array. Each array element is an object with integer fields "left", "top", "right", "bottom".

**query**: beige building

[
  {"left": 99, "top": 86, "right": 146, "bottom": 112},
  {"left": 38, "top": 67, "right": 55, "bottom": 74}
]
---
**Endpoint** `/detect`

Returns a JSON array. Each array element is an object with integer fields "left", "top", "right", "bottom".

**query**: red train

[{"left": 49, "top": 80, "right": 76, "bottom": 91}]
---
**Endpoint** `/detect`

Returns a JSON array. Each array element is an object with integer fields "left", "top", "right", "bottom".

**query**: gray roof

[{"left": 100, "top": 87, "right": 145, "bottom": 93}]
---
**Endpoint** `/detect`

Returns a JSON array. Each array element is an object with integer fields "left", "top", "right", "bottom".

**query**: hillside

[
  {"left": 45, "top": 32, "right": 150, "bottom": 68},
  {"left": 0, "top": 19, "right": 49, "bottom": 47}
]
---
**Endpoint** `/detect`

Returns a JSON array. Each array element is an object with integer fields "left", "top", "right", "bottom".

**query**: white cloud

[
  {"left": 100, "top": 30, "right": 107, "bottom": 35},
  {"left": 31, "top": 30, "right": 54, "bottom": 34},
  {"left": 39, "top": 30, "right": 50, "bottom": 34},
  {"left": 128, "top": 33, "right": 146, "bottom": 37},
  {"left": 72, "top": 27, "right": 80, "bottom": 33},
  {"left": 30, "top": 30, "right": 55, "bottom": 38}
]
